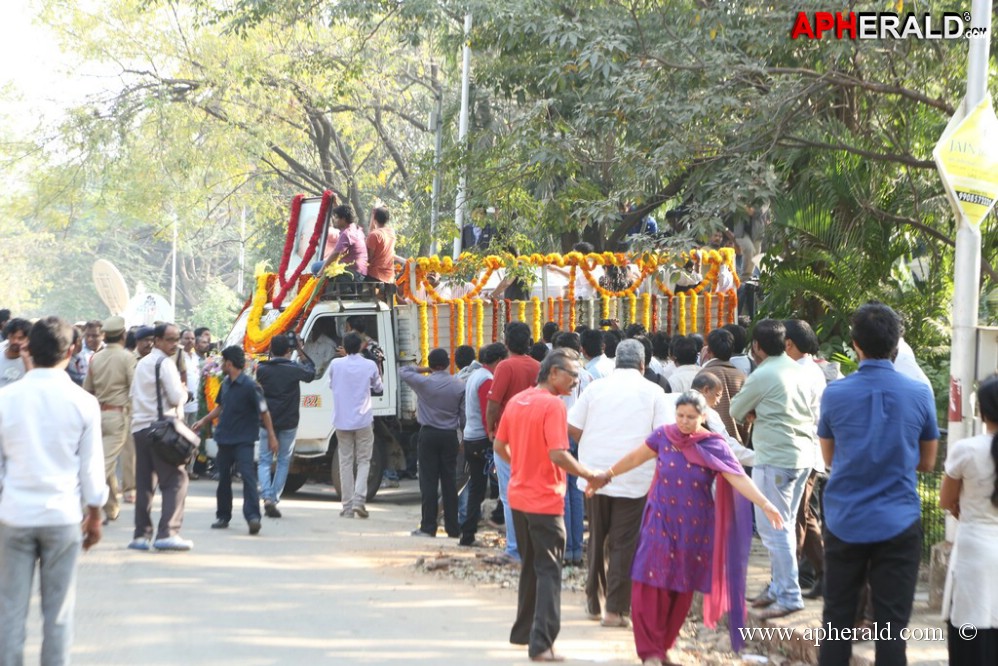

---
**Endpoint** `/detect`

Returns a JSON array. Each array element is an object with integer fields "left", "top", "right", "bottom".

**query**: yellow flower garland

[
  {"left": 690, "top": 291, "right": 698, "bottom": 334},
  {"left": 475, "top": 299, "right": 485, "bottom": 349},
  {"left": 245, "top": 273, "right": 319, "bottom": 354},
  {"left": 641, "top": 293, "right": 652, "bottom": 331},
  {"left": 678, "top": 292, "right": 687, "bottom": 335},
  {"left": 628, "top": 293, "right": 637, "bottom": 325},
  {"left": 418, "top": 302, "right": 429, "bottom": 365},
  {"left": 601, "top": 295, "right": 610, "bottom": 323},
  {"left": 532, "top": 296, "right": 542, "bottom": 341},
  {"left": 517, "top": 300, "right": 527, "bottom": 323},
  {"left": 455, "top": 299, "right": 465, "bottom": 346}
]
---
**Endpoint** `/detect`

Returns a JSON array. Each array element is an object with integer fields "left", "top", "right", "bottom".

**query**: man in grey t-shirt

[{"left": 0, "top": 319, "right": 32, "bottom": 389}]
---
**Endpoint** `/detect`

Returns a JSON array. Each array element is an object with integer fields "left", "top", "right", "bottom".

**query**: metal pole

[
  {"left": 429, "top": 64, "right": 443, "bottom": 256},
  {"left": 947, "top": 0, "right": 992, "bottom": 445},
  {"left": 237, "top": 206, "right": 246, "bottom": 295},
  {"left": 452, "top": 12, "right": 472, "bottom": 260},
  {"left": 170, "top": 214, "right": 178, "bottom": 321}
]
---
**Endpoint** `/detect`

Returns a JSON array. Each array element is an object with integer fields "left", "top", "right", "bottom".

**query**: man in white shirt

[
  {"left": 568, "top": 339, "right": 671, "bottom": 627},
  {"left": 0, "top": 318, "right": 32, "bottom": 389},
  {"left": 180, "top": 328, "right": 201, "bottom": 427},
  {"left": 784, "top": 319, "right": 828, "bottom": 599},
  {"left": 129, "top": 323, "right": 193, "bottom": 552},
  {"left": 580, "top": 329, "right": 613, "bottom": 380},
  {"left": 666, "top": 335, "right": 700, "bottom": 393},
  {"left": 0, "top": 316, "right": 107, "bottom": 666}
]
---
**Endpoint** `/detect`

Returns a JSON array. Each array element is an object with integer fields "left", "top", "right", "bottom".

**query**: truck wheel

[
  {"left": 330, "top": 442, "right": 386, "bottom": 503},
  {"left": 281, "top": 474, "right": 308, "bottom": 496}
]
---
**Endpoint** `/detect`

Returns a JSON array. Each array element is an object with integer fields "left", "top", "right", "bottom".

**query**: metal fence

[{"left": 918, "top": 470, "right": 946, "bottom": 561}]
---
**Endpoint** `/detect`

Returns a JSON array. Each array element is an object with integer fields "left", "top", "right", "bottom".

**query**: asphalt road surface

[{"left": 19, "top": 479, "right": 638, "bottom": 665}]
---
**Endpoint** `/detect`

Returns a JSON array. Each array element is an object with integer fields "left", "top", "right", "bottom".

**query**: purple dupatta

[{"left": 663, "top": 423, "right": 753, "bottom": 652}]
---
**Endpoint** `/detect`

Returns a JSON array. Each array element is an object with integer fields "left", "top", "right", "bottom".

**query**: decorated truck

[{"left": 222, "top": 192, "right": 740, "bottom": 500}]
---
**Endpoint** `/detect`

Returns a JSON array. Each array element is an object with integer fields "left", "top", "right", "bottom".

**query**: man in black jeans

[
  {"left": 816, "top": 303, "right": 939, "bottom": 665},
  {"left": 459, "top": 343, "right": 508, "bottom": 546},
  {"left": 400, "top": 348, "right": 466, "bottom": 537}
]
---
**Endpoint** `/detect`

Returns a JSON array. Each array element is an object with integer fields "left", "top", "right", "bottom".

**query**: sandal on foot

[
  {"left": 530, "top": 649, "right": 565, "bottom": 662},
  {"left": 600, "top": 612, "right": 631, "bottom": 628}
]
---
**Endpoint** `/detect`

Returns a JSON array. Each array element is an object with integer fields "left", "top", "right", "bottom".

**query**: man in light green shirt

[{"left": 729, "top": 319, "right": 817, "bottom": 619}]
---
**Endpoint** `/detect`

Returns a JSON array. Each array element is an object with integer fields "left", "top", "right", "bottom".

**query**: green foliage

[{"left": 187, "top": 277, "right": 243, "bottom": 334}]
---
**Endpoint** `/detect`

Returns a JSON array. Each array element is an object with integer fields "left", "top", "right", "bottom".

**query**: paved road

[{"left": 21, "top": 479, "right": 638, "bottom": 665}]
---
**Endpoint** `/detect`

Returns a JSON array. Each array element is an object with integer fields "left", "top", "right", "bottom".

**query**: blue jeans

[
  {"left": 216, "top": 442, "right": 261, "bottom": 523},
  {"left": 258, "top": 427, "right": 296, "bottom": 504},
  {"left": 753, "top": 464, "right": 810, "bottom": 610},
  {"left": 494, "top": 455, "right": 520, "bottom": 561},
  {"left": 563, "top": 441, "right": 584, "bottom": 561}
]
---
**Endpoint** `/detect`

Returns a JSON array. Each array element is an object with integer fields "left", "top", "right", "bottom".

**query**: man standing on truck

[
  {"left": 401, "top": 348, "right": 466, "bottom": 538},
  {"left": 256, "top": 333, "right": 316, "bottom": 518},
  {"left": 486, "top": 322, "right": 541, "bottom": 564},
  {"left": 327, "top": 333, "right": 383, "bottom": 518}
]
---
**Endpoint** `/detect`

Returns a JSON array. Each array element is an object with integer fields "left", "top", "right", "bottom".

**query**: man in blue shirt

[
  {"left": 817, "top": 303, "right": 938, "bottom": 666},
  {"left": 195, "top": 346, "right": 279, "bottom": 535}
]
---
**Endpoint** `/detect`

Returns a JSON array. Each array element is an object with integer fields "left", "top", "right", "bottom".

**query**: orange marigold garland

[{"left": 449, "top": 302, "right": 457, "bottom": 372}]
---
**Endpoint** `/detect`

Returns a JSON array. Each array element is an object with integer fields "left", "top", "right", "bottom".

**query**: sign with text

[{"left": 933, "top": 95, "right": 998, "bottom": 228}]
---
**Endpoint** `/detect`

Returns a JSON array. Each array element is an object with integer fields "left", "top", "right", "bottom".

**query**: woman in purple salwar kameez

[{"left": 588, "top": 392, "right": 782, "bottom": 666}]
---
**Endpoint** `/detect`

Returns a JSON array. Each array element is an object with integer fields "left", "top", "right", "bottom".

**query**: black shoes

[
  {"left": 248, "top": 519, "right": 262, "bottom": 535},
  {"left": 264, "top": 502, "right": 282, "bottom": 518},
  {"left": 211, "top": 519, "right": 230, "bottom": 529}
]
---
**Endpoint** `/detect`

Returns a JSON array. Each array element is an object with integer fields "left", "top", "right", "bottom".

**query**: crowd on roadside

[{"left": 2, "top": 279, "right": 997, "bottom": 666}]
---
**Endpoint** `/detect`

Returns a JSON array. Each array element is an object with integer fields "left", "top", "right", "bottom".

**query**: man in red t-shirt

[
  {"left": 365, "top": 205, "right": 398, "bottom": 283},
  {"left": 486, "top": 322, "right": 541, "bottom": 563},
  {"left": 494, "top": 348, "right": 599, "bottom": 662}
]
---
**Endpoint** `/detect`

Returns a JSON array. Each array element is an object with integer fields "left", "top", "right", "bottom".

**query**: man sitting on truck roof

[{"left": 312, "top": 204, "right": 368, "bottom": 281}]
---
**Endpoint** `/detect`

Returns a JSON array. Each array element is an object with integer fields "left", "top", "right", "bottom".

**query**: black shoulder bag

[{"left": 146, "top": 357, "right": 200, "bottom": 466}]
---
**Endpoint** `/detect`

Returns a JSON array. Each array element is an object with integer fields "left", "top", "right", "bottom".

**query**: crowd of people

[{"left": 1, "top": 286, "right": 996, "bottom": 666}]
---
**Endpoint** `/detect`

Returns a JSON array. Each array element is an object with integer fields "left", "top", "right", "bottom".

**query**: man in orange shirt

[
  {"left": 494, "top": 348, "right": 600, "bottom": 662},
  {"left": 365, "top": 206, "right": 398, "bottom": 286}
]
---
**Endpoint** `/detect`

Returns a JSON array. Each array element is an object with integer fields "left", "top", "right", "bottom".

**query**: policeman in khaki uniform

[{"left": 83, "top": 316, "right": 137, "bottom": 523}]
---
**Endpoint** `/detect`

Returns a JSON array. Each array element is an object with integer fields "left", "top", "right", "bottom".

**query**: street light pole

[
  {"left": 452, "top": 12, "right": 472, "bottom": 260},
  {"left": 947, "top": 0, "right": 992, "bottom": 444},
  {"left": 429, "top": 63, "right": 443, "bottom": 256}
]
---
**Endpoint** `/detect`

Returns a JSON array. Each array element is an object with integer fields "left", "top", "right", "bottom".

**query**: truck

[{"left": 222, "top": 194, "right": 739, "bottom": 501}]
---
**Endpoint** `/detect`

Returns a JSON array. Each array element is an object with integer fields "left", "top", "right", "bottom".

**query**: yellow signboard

[{"left": 933, "top": 96, "right": 998, "bottom": 228}]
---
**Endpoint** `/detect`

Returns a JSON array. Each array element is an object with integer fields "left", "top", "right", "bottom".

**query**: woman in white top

[{"left": 940, "top": 374, "right": 998, "bottom": 665}]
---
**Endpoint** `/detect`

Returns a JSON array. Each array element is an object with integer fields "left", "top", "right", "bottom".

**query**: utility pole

[
  {"left": 452, "top": 12, "right": 472, "bottom": 260},
  {"left": 429, "top": 63, "right": 444, "bottom": 256},
  {"left": 170, "top": 213, "right": 178, "bottom": 321},
  {"left": 947, "top": 0, "right": 993, "bottom": 444}
]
